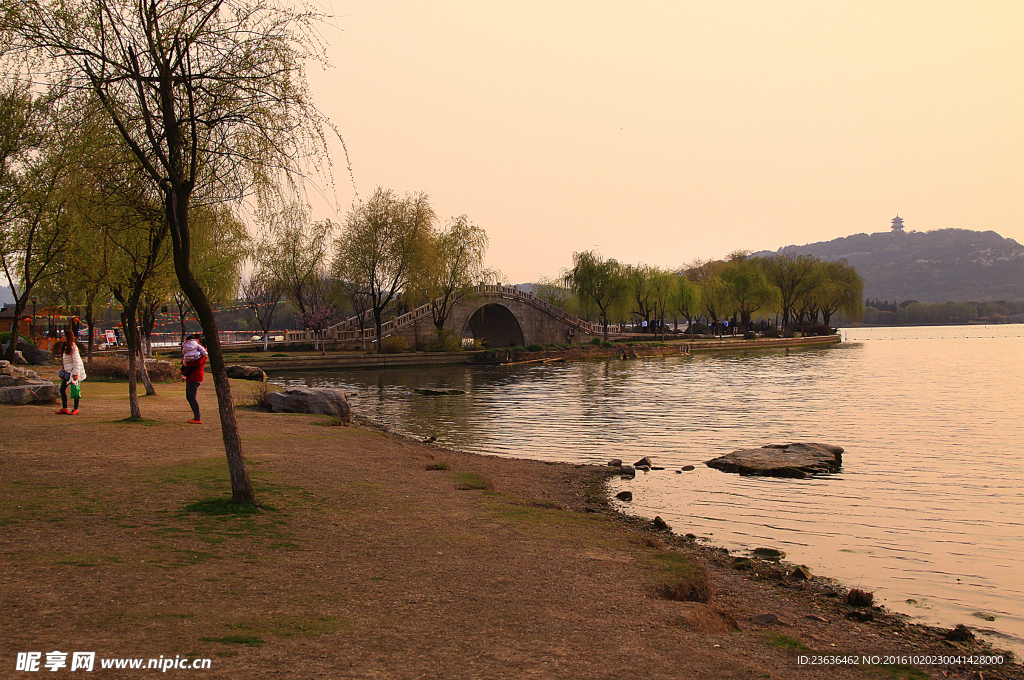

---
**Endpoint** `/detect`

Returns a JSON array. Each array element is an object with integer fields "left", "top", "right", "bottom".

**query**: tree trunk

[
  {"left": 373, "top": 306, "right": 384, "bottom": 352},
  {"left": 84, "top": 296, "right": 96, "bottom": 362},
  {"left": 120, "top": 310, "right": 142, "bottom": 419},
  {"left": 137, "top": 348, "right": 154, "bottom": 395},
  {"left": 4, "top": 299, "right": 25, "bottom": 362},
  {"left": 166, "top": 190, "right": 255, "bottom": 504}
]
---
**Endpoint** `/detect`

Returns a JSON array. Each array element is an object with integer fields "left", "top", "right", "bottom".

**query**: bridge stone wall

[
  {"left": 449, "top": 295, "right": 601, "bottom": 347},
  {"left": 384, "top": 295, "right": 601, "bottom": 348},
  {"left": 328, "top": 285, "right": 607, "bottom": 349}
]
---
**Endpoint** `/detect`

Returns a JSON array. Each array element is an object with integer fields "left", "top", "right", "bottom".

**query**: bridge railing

[{"left": 325, "top": 284, "right": 605, "bottom": 340}]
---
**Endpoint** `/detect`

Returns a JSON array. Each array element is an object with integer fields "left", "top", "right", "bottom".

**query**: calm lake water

[{"left": 269, "top": 325, "right": 1024, "bottom": 653}]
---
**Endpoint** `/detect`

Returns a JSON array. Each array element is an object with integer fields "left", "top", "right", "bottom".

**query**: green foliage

[
  {"left": 379, "top": 335, "right": 410, "bottom": 354},
  {"left": 861, "top": 300, "right": 1009, "bottom": 325},
  {"left": 563, "top": 250, "right": 628, "bottom": 338},
  {"left": 761, "top": 631, "right": 811, "bottom": 652},
  {"left": 526, "top": 344, "right": 543, "bottom": 352},
  {"left": 333, "top": 188, "right": 434, "bottom": 352},
  {"left": 450, "top": 471, "right": 493, "bottom": 491},
  {"left": 410, "top": 214, "right": 495, "bottom": 332},
  {"left": 184, "top": 498, "right": 262, "bottom": 516}
]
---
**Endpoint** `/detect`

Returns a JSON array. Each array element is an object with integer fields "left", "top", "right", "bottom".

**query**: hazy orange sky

[{"left": 306, "top": 1, "right": 1023, "bottom": 284}]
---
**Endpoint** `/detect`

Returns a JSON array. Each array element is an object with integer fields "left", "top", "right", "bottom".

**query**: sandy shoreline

[{"left": 1, "top": 380, "right": 1019, "bottom": 679}]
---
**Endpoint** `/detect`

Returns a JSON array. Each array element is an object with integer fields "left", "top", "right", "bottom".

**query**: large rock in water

[
  {"left": 265, "top": 387, "right": 351, "bottom": 422},
  {"left": 225, "top": 365, "right": 267, "bottom": 382},
  {"left": 705, "top": 443, "right": 843, "bottom": 478}
]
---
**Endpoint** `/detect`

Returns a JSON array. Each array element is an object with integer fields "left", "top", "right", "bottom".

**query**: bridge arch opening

[{"left": 463, "top": 304, "right": 525, "bottom": 348}]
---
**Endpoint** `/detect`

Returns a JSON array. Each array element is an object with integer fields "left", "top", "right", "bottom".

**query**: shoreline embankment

[{"left": 230, "top": 334, "right": 842, "bottom": 373}]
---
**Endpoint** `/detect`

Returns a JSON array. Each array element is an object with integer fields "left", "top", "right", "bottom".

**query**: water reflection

[{"left": 270, "top": 326, "right": 1024, "bottom": 652}]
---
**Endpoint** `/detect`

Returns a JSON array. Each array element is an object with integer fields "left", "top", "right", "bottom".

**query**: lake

[{"left": 268, "top": 325, "right": 1024, "bottom": 653}]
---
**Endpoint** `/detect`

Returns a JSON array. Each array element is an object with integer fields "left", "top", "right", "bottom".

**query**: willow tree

[
  {"left": 762, "top": 254, "right": 822, "bottom": 331},
  {"left": 7, "top": 0, "right": 336, "bottom": 502},
  {"left": 563, "top": 251, "right": 627, "bottom": 340},
  {"left": 0, "top": 81, "right": 74, "bottom": 362},
  {"left": 814, "top": 259, "right": 864, "bottom": 326},
  {"left": 333, "top": 188, "right": 435, "bottom": 352},
  {"left": 720, "top": 256, "right": 779, "bottom": 328},
  {"left": 411, "top": 215, "right": 494, "bottom": 346}
]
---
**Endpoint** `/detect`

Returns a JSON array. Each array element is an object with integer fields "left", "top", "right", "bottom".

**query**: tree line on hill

[
  {"left": 863, "top": 299, "right": 1024, "bottom": 326},
  {"left": 537, "top": 251, "right": 863, "bottom": 340}
]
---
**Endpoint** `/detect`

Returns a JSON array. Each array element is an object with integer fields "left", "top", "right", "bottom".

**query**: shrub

[
  {"left": 601, "top": 341, "right": 614, "bottom": 349},
  {"left": 526, "top": 344, "right": 543, "bottom": 352},
  {"left": 248, "top": 382, "right": 274, "bottom": 411},
  {"left": 379, "top": 336, "right": 410, "bottom": 354},
  {"left": 428, "top": 329, "right": 463, "bottom": 353},
  {"left": 763, "top": 327, "right": 781, "bottom": 338},
  {"left": 590, "top": 337, "right": 602, "bottom": 345},
  {"left": 846, "top": 588, "right": 874, "bottom": 607},
  {"left": 743, "top": 332, "right": 756, "bottom": 340}
]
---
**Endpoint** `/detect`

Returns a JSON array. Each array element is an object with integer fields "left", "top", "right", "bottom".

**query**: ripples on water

[{"left": 270, "top": 326, "right": 1024, "bottom": 652}]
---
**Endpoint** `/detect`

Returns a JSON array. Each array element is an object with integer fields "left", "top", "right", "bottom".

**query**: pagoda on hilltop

[{"left": 891, "top": 215, "right": 905, "bottom": 233}]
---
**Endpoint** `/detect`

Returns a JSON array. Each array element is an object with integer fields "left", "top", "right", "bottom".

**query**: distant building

[{"left": 891, "top": 215, "right": 905, "bottom": 233}]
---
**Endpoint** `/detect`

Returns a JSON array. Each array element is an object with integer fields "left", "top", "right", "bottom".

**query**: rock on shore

[
  {"left": 705, "top": 443, "right": 843, "bottom": 478},
  {"left": 225, "top": 365, "right": 268, "bottom": 382},
  {"left": 265, "top": 387, "right": 351, "bottom": 422}
]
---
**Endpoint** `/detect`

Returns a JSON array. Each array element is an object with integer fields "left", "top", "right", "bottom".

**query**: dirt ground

[{"left": 1, "top": 380, "right": 1019, "bottom": 679}]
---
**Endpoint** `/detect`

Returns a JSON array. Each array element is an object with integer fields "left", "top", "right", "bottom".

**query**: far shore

[{"left": 2, "top": 379, "right": 1018, "bottom": 679}]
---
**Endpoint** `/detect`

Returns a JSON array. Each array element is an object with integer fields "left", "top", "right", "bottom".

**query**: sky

[{"left": 302, "top": 1, "right": 1022, "bottom": 285}]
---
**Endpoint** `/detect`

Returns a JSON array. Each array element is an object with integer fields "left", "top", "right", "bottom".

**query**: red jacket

[{"left": 183, "top": 355, "right": 206, "bottom": 383}]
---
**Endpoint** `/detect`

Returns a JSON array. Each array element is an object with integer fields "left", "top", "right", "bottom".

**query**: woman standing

[
  {"left": 180, "top": 334, "right": 207, "bottom": 424},
  {"left": 55, "top": 327, "right": 86, "bottom": 415}
]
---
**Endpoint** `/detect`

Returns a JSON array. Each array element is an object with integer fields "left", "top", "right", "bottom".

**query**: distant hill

[{"left": 756, "top": 229, "right": 1024, "bottom": 303}]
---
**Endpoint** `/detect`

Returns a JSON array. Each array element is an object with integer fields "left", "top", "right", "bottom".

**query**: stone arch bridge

[{"left": 325, "top": 285, "right": 605, "bottom": 349}]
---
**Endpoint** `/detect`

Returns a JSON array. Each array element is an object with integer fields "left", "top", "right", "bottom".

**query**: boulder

[
  {"left": 681, "top": 465, "right": 695, "bottom": 471},
  {"left": 615, "top": 491, "right": 633, "bottom": 502},
  {"left": 0, "top": 383, "right": 59, "bottom": 404},
  {"left": 25, "top": 349, "right": 54, "bottom": 366},
  {"left": 751, "top": 613, "right": 782, "bottom": 626},
  {"left": 705, "top": 443, "right": 843, "bottom": 478},
  {"left": 751, "top": 547, "right": 786, "bottom": 560},
  {"left": 789, "top": 565, "right": 813, "bottom": 580},
  {"left": 634, "top": 456, "right": 653, "bottom": 467},
  {"left": 652, "top": 516, "right": 671, "bottom": 531},
  {"left": 607, "top": 458, "right": 622, "bottom": 467},
  {"left": 265, "top": 387, "right": 350, "bottom": 422},
  {"left": 12, "top": 350, "right": 27, "bottom": 365},
  {"left": 225, "top": 365, "right": 267, "bottom": 382}
]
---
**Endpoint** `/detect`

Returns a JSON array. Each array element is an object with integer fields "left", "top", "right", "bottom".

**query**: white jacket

[{"left": 62, "top": 344, "right": 87, "bottom": 383}]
